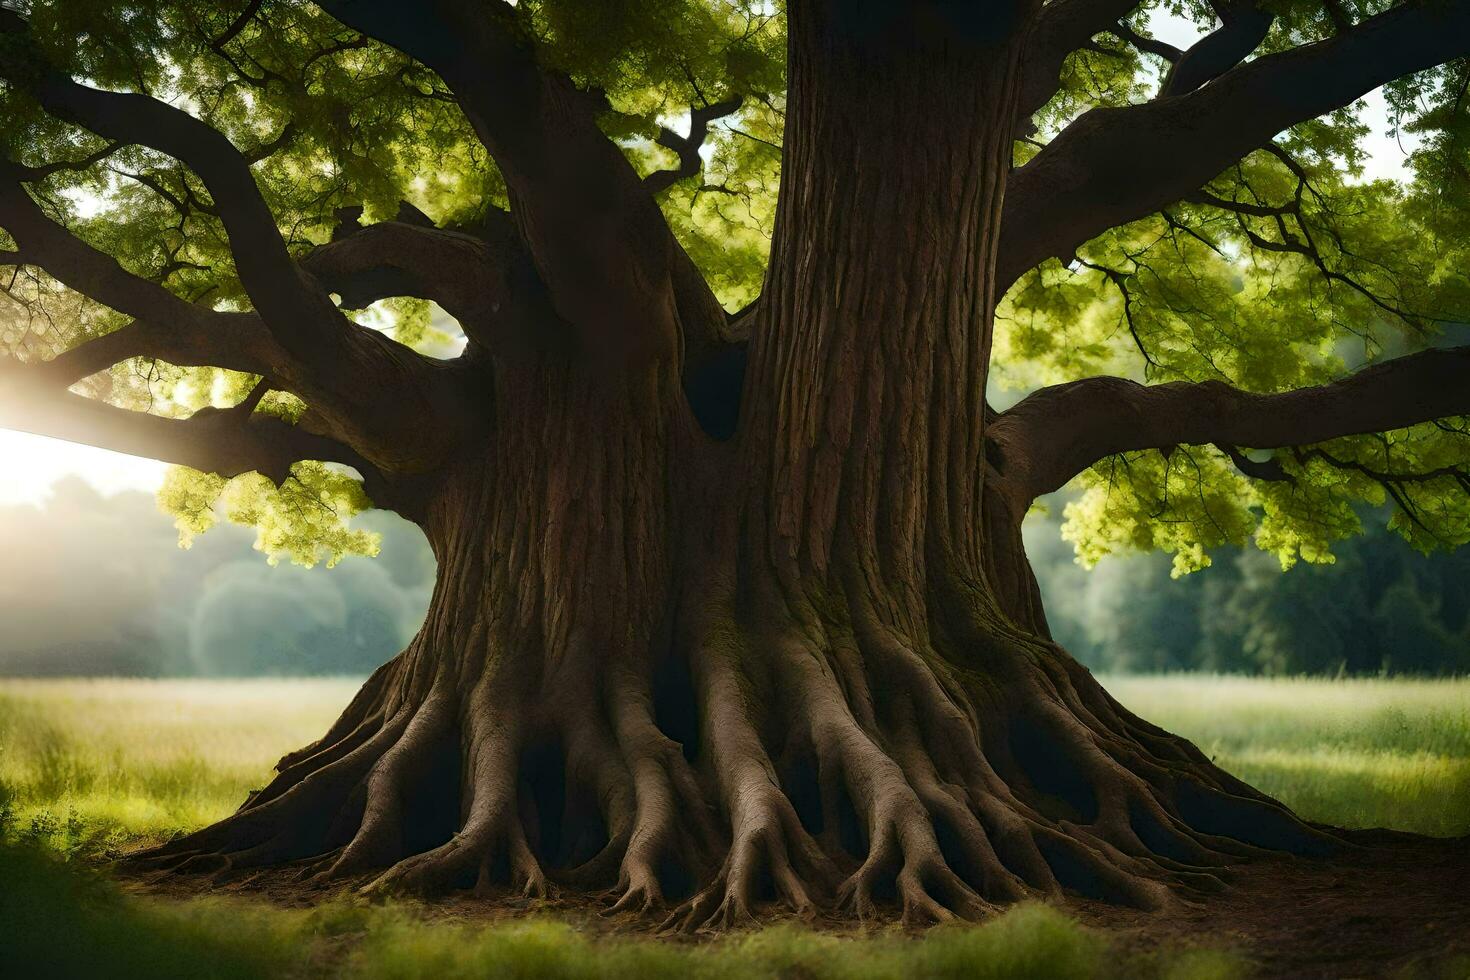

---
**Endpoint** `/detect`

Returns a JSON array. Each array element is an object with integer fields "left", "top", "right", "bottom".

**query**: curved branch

[
  {"left": 1106, "top": 22, "right": 1181, "bottom": 64},
  {"left": 1000, "top": 0, "right": 1470, "bottom": 291},
  {"left": 301, "top": 207, "right": 560, "bottom": 349},
  {"left": 312, "top": 0, "right": 729, "bottom": 374},
  {"left": 33, "top": 314, "right": 279, "bottom": 388},
  {"left": 1016, "top": 0, "right": 1143, "bottom": 129},
  {"left": 0, "top": 170, "right": 221, "bottom": 331},
  {"left": 645, "top": 97, "right": 743, "bottom": 195},
  {"left": 989, "top": 345, "right": 1470, "bottom": 506},
  {"left": 0, "top": 12, "right": 340, "bottom": 358},
  {"left": 1159, "top": 1, "right": 1273, "bottom": 98},
  {"left": 11, "top": 141, "right": 126, "bottom": 181},
  {"left": 0, "top": 162, "right": 477, "bottom": 474},
  {"left": 0, "top": 171, "right": 286, "bottom": 386}
]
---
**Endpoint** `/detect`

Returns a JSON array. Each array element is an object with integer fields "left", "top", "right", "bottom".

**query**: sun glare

[{"left": 0, "top": 430, "right": 168, "bottom": 506}]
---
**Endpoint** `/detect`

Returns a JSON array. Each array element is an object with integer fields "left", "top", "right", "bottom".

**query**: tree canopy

[{"left": 0, "top": 0, "right": 1468, "bottom": 574}]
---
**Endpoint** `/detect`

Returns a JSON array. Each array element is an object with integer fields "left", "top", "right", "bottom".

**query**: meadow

[{"left": 1, "top": 675, "right": 1466, "bottom": 978}]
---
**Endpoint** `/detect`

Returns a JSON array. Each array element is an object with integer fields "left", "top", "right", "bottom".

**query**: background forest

[{"left": 1, "top": 479, "right": 1465, "bottom": 678}]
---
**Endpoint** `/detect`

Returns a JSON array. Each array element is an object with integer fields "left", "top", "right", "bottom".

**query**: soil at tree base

[{"left": 124, "top": 833, "right": 1470, "bottom": 979}]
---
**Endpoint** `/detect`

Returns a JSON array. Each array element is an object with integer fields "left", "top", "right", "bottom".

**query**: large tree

[{"left": 2, "top": 0, "right": 1469, "bottom": 928}]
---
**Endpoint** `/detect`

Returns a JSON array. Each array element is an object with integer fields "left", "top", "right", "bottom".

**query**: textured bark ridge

[{"left": 129, "top": 6, "right": 1340, "bottom": 928}]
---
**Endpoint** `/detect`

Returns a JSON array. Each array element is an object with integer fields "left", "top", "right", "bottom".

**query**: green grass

[
  {"left": 3, "top": 675, "right": 1465, "bottom": 848},
  {"left": 0, "top": 678, "right": 358, "bottom": 849},
  {"left": 1, "top": 675, "right": 1466, "bottom": 979},
  {"left": 1104, "top": 676, "right": 1470, "bottom": 837},
  {"left": 0, "top": 843, "right": 1242, "bottom": 980}
]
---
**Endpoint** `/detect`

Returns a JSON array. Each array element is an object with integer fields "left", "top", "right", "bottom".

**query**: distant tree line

[{"left": 1, "top": 480, "right": 1464, "bottom": 677}]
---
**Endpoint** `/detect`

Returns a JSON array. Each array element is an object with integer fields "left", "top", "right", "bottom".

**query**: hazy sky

[
  {"left": 0, "top": 430, "right": 169, "bottom": 505},
  {"left": 0, "top": 13, "right": 1421, "bottom": 507}
]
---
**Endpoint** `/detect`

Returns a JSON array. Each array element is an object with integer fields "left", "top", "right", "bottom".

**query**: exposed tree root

[{"left": 126, "top": 579, "right": 1341, "bottom": 932}]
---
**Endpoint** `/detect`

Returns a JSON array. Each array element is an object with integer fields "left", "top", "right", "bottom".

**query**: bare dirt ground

[
  {"left": 1071, "top": 835, "right": 1470, "bottom": 978},
  {"left": 126, "top": 834, "right": 1470, "bottom": 979}
]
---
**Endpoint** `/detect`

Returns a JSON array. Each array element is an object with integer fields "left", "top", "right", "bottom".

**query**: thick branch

[
  {"left": 1160, "top": 1, "right": 1273, "bottom": 98},
  {"left": 0, "top": 11, "right": 491, "bottom": 472},
  {"left": 302, "top": 207, "right": 559, "bottom": 350},
  {"left": 0, "top": 170, "right": 221, "bottom": 330},
  {"left": 313, "top": 0, "right": 730, "bottom": 374},
  {"left": 32, "top": 314, "right": 278, "bottom": 389},
  {"left": 0, "top": 359, "right": 376, "bottom": 487},
  {"left": 0, "top": 171, "right": 287, "bottom": 385},
  {"left": 990, "top": 346, "right": 1470, "bottom": 505},
  {"left": 0, "top": 162, "right": 475, "bottom": 473},
  {"left": 1000, "top": 0, "right": 1470, "bottom": 291}
]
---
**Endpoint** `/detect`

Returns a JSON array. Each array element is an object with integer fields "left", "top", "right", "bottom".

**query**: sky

[
  {"left": 0, "top": 13, "right": 1422, "bottom": 507},
  {"left": 0, "top": 430, "right": 169, "bottom": 505}
]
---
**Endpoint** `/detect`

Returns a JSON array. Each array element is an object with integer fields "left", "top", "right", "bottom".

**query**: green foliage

[
  {"left": 159, "top": 461, "right": 378, "bottom": 567},
  {"left": 994, "top": 3, "right": 1470, "bottom": 571},
  {"left": 997, "top": 148, "right": 1470, "bottom": 569}
]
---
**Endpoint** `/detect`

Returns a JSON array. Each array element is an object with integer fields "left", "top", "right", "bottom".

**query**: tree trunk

[{"left": 133, "top": 3, "right": 1334, "bottom": 927}]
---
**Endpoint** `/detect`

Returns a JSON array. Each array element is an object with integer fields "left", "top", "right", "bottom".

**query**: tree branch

[
  {"left": 312, "top": 0, "right": 730, "bottom": 376},
  {"left": 1106, "top": 22, "right": 1181, "bottom": 63},
  {"left": 0, "top": 357, "right": 377, "bottom": 488},
  {"left": 0, "top": 11, "right": 492, "bottom": 473},
  {"left": 29, "top": 314, "right": 278, "bottom": 389},
  {"left": 301, "top": 206, "right": 559, "bottom": 350},
  {"left": 0, "top": 169, "right": 220, "bottom": 330},
  {"left": 0, "top": 159, "right": 474, "bottom": 474},
  {"left": 1016, "top": 0, "right": 1143, "bottom": 130},
  {"left": 645, "top": 97, "right": 742, "bottom": 195},
  {"left": 11, "top": 141, "right": 126, "bottom": 181},
  {"left": 1159, "top": 0, "right": 1273, "bottom": 98},
  {"left": 1000, "top": 0, "right": 1470, "bottom": 291},
  {"left": 0, "top": 169, "right": 292, "bottom": 383},
  {"left": 0, "top": 12, "right": 340, "bottom": 358},
  {"left": 989, "top": 345, "right": 1470, "bottom": 507}
]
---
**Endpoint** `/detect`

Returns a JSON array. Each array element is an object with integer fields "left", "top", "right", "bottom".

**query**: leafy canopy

[{"left": 2, "top": 0, "right": 1469, "bottom": 571}]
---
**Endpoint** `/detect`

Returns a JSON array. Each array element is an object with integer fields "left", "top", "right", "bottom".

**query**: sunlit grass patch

[
  {"left": 0, "top": 678, "right": 358, "bottom": 849},
  {"left": 344, "top": 906, "right": 1127, "bottom": 980},
  {"left": 3, "top": 675, "right": 1466, "bottom": 977},
  {"left": 1104, "top": 675, "right": 1470, "bottom": 836},
  {"left": 3, "top": 675, "right": 1467, "bottom": 851}
]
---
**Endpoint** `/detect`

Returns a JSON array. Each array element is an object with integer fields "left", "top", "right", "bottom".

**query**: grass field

[
  {"left": 1, "top": 675, "right": 1466, "bottom": 978},
  {"left": 3, "top": 675, "right": 1466, "bottom": 849},
  {"left": 1106, "top": 676, "right": 1470, "bottom": 837}
]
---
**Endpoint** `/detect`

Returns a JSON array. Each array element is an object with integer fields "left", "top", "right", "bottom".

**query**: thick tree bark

[{"left": 130, "top": 1, "right": 1340, "bottom": 929}]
